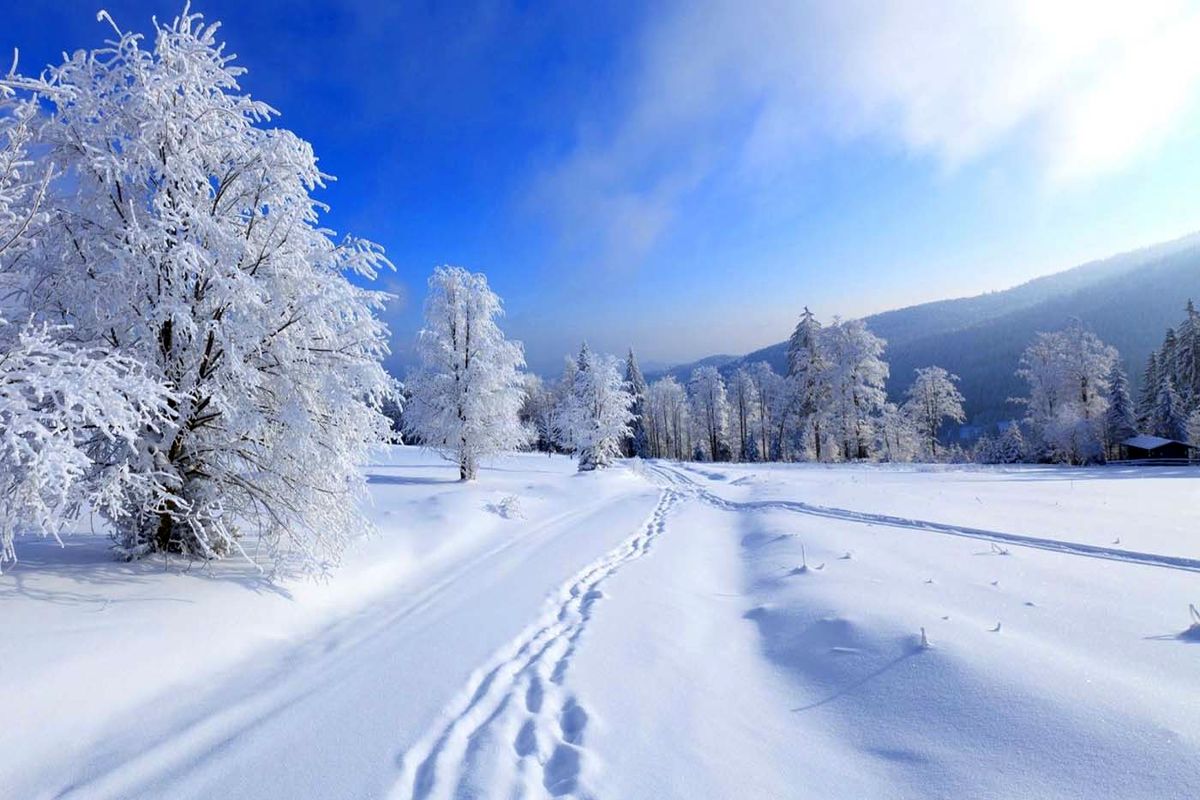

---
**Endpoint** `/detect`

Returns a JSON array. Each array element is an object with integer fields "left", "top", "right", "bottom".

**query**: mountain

[{"left": 650, "top": 232, "right": 1200, "bottom": 428}]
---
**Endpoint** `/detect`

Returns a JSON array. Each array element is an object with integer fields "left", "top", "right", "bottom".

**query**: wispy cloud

[{"left": 532, "top": 0, "right": 1200, "bottom": 267}]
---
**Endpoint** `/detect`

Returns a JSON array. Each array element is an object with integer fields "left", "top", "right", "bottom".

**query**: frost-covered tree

[
  {"left": 903, "top": 366, "right": 965, "bottom": 460},
  {"left": 995, "top": 423, "right": 1026, "bottom": 464},
  {"left": 0, "top": 322, "right": 169, "bottom": 569},
  {"left": 646, "top": 376, "right": 690, "bottom": 460},
  {"left": 1103, "top": 362, "right": 1137, "bottom": 459},
  {"left": 728, "top": 366, "right": 757, "bottom": 462},
  {"left": 823, "top": 318, "right": 888, "bottom": 460},
  {"left": 561, "top": 344, "right": 634, "bottom": 471},
  {"left": 876, "top": 402, "right": 918, "bottom": 463},
  {"left": 785, "top": 308, "right": 830, "bottom": 461},
  {"left": 405, "top": 267, "right": 527, "bottom": 480},
  {"left": 623, "top": 349, "right": 650, "bottom": 458},
  {"left": 749, "top": 362, "right": 784, "bottom": 462},
  {"left": 1016, "top": 321, "right": 1117, "bottom": 464},
  {"left": 3, "top": 10, "right": 395, "bottom": 571},
  {"left": 1, "top": 71, "right": 170, "bottom": 568},
  {"left": 689, "top": 366, "right": 730, "bottom": 461},
  {"left": 519, "top": 373, "right": 559, "bottom": 454}
]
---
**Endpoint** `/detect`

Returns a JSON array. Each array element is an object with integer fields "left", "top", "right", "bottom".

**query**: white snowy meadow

[{"left": 2, "top": 7, "right": 1199, "bottom": 800}]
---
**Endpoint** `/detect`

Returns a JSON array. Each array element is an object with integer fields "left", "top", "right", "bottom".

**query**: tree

[
  {"left": 4, "top": 10, "right": 396, "bottom": 572},
  {"left": 903, "top": 366, "right": 966, "bottom": 460},
  {"left": 1188, "top": 408, "right": 1200, "bottom": 448},
  {"left": 749, "top": 362, "right": 783, "bottom": 462},
  {"left": 689, "top": 366, "right": 730, "bottom": 461},
  {"left": 1137, "top": 352, "right": 1160, "bottom": 432},
  {"left": 1015, "top": 321, "right": 1117, "bottom": 464},
  {"left": 822, "top": 318, "right": 888, "bottom": 460},
  {"left": 876, "top": 402, "right": 918, "bottom": 462},
  {"left": 785, "top": 308, "right": 829, "bottom": 461},
  {"left": 405, "top": 267, "right": 527, "bottom": 480},
  {"left": 623, "top": 349, "right": 650, "bottom": 458},
  {"left": 728, "top": 366, "right": 757, "bottom": 462},
  {"left": 646, "top": 377, "right": 690, "bottom": 460},
  {"left": 995, "top": 424, "right": 1026, "bottom": 464},
  {"left": 1103, "top": 362, "right": 1137, "bottom": 459},
  {"left": 0, "top": 322, "right": 169, "bottom": 569},
  {"left": 561, "top": 344, "right": 634, "bottom": 471},
  {"left": 1151, "top": 373, "right": 1188, "bottom": 441},
  {"left": 2, "top": 65, "right": 170, "bottom": 568}
]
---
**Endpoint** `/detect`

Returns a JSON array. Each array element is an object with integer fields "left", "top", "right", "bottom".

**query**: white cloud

[{"left": 534, "top": 0, "right": 1200, "bottom": 262}]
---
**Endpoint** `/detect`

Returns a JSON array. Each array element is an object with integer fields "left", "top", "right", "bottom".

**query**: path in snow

[
  {"left": 646, "top": 462, "right": 1200, "bottom": 573},
  {"left": 394, "top": 488, "right": 682, "bottom": 800}
]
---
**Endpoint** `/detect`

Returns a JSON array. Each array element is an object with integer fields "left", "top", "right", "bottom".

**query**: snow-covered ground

[{"left": 4, "top": 448, "right": 1198, "bottom": 799}]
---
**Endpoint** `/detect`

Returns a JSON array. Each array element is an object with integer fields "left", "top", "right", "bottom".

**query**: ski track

[
  {"left": 646, "top": 462, "right": 1200, "bottom": 573},
  {"left": 394, "top": 488, "right": 682, "bottom": 800}
]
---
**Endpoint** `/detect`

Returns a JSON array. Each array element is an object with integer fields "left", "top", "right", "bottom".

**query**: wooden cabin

[{"left": 1117, "top": 435, "right": 1198, "bottom": 464}]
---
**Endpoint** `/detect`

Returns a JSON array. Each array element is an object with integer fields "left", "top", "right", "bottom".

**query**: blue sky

[{"left": 8, "top": 1, "right": 1200, "bottom": 374}]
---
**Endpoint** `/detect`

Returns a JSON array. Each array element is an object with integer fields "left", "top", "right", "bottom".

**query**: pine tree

[
  {"left": 1137, "top": 352, "right": 1160, "bottom": 431},
  {"left": 995, "top": 423, "right": 1025, "bottom": 464},
  {"left": 623, "top": 349, "right": 650, "bottom": 458},
  {"left": 1103, "top": 362, "right": 1137, "bottom": 459},
  {"left": 404, "top": 267, "right": 528, "bottom": 481},
  {"left": 786, "top": 308, "right": 830, "bottom": 461},
  {"left": 1152, "top": 374, "right": 1187, "bottom": 441},
  {"left": 561, "top": 344, "right": 634, "bottom": 471}
]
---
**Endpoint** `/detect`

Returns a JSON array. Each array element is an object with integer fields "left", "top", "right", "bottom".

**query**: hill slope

[{"left": 653, "top": 233, "right": 1200, "bottom": 426}]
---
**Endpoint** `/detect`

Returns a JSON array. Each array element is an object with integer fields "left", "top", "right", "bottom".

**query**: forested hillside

[{"left": 655, "top": 233, "right": 1200, "bottom": 426}]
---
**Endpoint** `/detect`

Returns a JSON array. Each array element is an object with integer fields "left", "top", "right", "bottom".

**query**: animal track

[{"left": 395, "top": 489, "right": 681, "bottom": 800}]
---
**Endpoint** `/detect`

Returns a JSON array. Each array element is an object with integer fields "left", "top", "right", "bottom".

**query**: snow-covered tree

[
  {"left": 1151, "top": 373, "right": 1188, "bottom": 441},
  {"left": 0, "top": 322, "right": 170, "bottom": 569},
  {"left": 785, "top": 308, "right": 829, "bottom": 461},
  {"left": 405, "top": 267, "right": 527, "bottom": 480},
  {"left": 1103, "top": 362, "right": 1137, "bottom": 459},
  {"left": 1187, "top": 408, "right": 1200, "bottom": 447},
  {"left": 689, "top": 366, "right": 730, "bottom": 461},
  {"left": 823, "top": 318, "right": 888, "bottom": 460},
  {"left": 749, "top": 362, "right": 784, "bottom": 462},
  {"left": 876, "top": 402, "right": 918, "bottom": 463},
  {"left": 728, "top": 366, "right": 757, "bottom": 462},
  {"left": 623, "top": 349, "right": 650, "bottom": 458},
  {"left": 3, "top": 10, "right": 396, "bottom": 571},
  {"left": 560, "top": 344, "right": 634, "bottom": 471},
  {"left": 646, "top": 376, "right": 690, "bottom": 460},
  {"left": 1016, "top": 321, "right": 1117, "bottom": 464},
  {"left": 1137, "top": 352, "right": 1160, "bottom": 432},
  {"left": 995, "top": 423, "right": 1026, "bottom": 464},
  {"left": 903, "top": 366, "right": 965, "bottom": 460}
]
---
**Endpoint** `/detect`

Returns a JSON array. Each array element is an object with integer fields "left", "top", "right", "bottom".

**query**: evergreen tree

[
  {"left": 1137, "top": 352, "right": 1160, "bottom": 431},
  {"left": 995, "top": 423, "right": 1025, "bottom": 464},
  {"left": 786, "top": 308, "right": 830, "bottom": 461},
  {"left": 1103, "top": 362, "right": 1137, "bottom": 459},
  {"left": 1152, "top": 373, "right": 1188, "bottom": 441},
  {"left": 623, "top": 349, "right": 650, "bottom": 458},
  {"left": 561, "top": 344, "right": 634, "bottom": 471}
]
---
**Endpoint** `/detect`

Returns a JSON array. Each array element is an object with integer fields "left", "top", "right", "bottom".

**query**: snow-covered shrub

[
  {"left": 2, "top": 9, "right": 396, "bottom": 572},
  {"left": 404, "top": 267, "right": 527, "bottom": 480}
]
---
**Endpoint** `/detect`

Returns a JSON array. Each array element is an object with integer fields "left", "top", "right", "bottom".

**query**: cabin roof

[{"left": 1121, "top": 434, "right": 1197, "bottom": 450}]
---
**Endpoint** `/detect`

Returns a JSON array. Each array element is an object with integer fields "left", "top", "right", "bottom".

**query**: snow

[
  {"left": 4, "top": 449, "right": 1199, "bottom": 798},
  {"left": 1122, "top": 434, "right": 1186, "bottom": 449}
]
